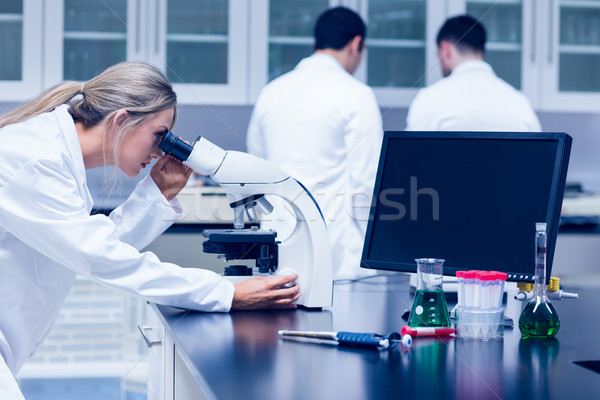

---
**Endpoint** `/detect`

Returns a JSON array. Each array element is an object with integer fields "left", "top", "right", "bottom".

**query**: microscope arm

[{"left": 159, "top": 132, "right": 333, "bottom": 308}]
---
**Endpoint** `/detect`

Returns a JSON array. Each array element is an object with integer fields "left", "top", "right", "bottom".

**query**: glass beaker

[{"left": 408, "top": 258, "right": 451, "bottom": 327}]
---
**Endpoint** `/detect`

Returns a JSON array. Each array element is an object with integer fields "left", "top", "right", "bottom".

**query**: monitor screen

[{"left": 360, "top": 131, "right": 572, "bottom": 282}]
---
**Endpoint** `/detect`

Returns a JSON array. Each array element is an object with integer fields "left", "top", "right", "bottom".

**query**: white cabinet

[
  {"left": 157, "top": 0, "right": 249, "bottom": 104},
  {"left": 248, "top": 0, "right": 343, "bottom": 101},
  {"left": 449, "top": 0, "right": 600, "bottom": 112},
  {"left": 0, "top": 0, "right": 43, "bottom": 101},
  {"left": 540, "top": 0, "right": 600, "bottom": 111},
  {"left": 2, "top": 0, "right": 600, "bottom": 110},
  {"left": 464, "top": 0, "right": 525, "bottom": 91},
  {"left": 43, "top": 0, "right": 128, "bottom": 87},
  {"left": 355, "top": 0, "right": 446, "bottom": 107},
  {"left": 448, "top": 0, "right": 535, "bottom": 105},
  {"left": 144, "top": 305, "right": 209, "bottom": 400},
  {"left": 143, "top": 306, "right": 174, "bottom": 400},
  {"left": 42, "top": 0, "right": 248, "bottom": 105},
  {"left": 250, "top": 0, "right": 446, "bottom": 107}
]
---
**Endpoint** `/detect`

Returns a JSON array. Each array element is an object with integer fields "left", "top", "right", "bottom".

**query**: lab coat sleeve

[
  {"left": 108, "top": 174, "right": 183, "bottom": 251},
  {"left": 0, "top": 159, "right": 234, "bottom": 312},
  {"left": 345, "top": 87, "right": 384, "bottom": 231}
]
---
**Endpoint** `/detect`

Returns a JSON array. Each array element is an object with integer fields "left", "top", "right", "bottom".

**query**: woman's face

[{"left": 119, "top": 107, "right": 175, "bottom": 177}]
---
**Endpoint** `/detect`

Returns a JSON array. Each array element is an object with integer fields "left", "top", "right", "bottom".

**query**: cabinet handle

[
  {"left": 154, "top": 0, "right": 160, "bottom": 54},
  {"left": 548, "top": 0, "right": 554, "bottom": 64},
  {"left": 138, "top": 325, "right": 162, "bottom": 348},
  {"left": 135, "top": 0, "right": 142, "bottom": 57},
  {"left": 531, "top": 0, "right": 537, "bottom": 62}
]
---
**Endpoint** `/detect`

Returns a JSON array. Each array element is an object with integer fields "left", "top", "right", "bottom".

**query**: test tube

[
  {"left": 472, "top": 270, "right": 482, "bottom": 309},
  {"left": 456, "top": 271, "right": 465, "bottom": 308},
  {"left": 477, "top": 271, "right": 508, "bottom": 310},
  {"left": 478, "top": 271, "right": 494, "bottom": 309},
  {"left": 463, "top": 270, "right": 477, "bottom": 308},
  {"left": 494, "top": 271, "right": 508, "bottom": 309}
]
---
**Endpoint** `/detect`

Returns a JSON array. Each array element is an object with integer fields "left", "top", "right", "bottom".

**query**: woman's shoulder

[{"left": 0, "top": 110, "right": 70, "bottom": 178}]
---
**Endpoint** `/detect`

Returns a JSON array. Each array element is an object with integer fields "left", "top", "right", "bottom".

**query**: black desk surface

[{"left": 153, "top": 275, "right": 600, "bottom": 400}]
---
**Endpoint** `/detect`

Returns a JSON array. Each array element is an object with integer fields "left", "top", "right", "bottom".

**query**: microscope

[{"left": 159, "top": 132, "right": 333, "bottom": 309}]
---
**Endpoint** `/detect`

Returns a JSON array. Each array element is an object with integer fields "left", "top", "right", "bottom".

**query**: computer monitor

[{"left": 360, "top": 131, "right": 572, "bottom": 283}]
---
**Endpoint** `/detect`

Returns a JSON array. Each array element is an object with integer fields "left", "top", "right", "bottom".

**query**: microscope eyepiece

[{"left": 159, "top": 131, "right": 194, "bottom": 162}]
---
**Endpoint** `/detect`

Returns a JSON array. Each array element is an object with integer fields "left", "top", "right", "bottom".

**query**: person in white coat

[
  {"left": 0, "top": 62, "right": 299, "bottom": 399},
  {"left": 406, "top": 15, "right": 541, "bottom": 132},
  {"left": 247, "top": 7, "right": 384, "bottom": 280}
]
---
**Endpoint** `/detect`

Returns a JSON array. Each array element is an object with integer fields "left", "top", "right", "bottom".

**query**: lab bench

[{"left": 143, "top": 274, "right": 600, "bottom": 400}]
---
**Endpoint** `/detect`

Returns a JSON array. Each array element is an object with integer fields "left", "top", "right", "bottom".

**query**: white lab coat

[
  {"left": 406, "top": 60, "right": 541, "bottom": 132},
  {"left": 247, "top": 53, "right": 384, "bottom": 280},
  {"left": 0, "top": 105, "right": 234, "bottom": 375}
]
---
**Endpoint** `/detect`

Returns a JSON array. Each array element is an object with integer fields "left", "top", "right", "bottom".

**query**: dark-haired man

[
  {"left": 247, "top": 7, "right": 383, "bottom": 280},
  {"left": 406, "top": 15, "right": 541, "bottom": 131}
]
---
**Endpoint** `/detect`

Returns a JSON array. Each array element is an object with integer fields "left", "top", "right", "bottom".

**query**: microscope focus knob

[{"left": 275, "top": 268, "right": 298, "bottom": 288}]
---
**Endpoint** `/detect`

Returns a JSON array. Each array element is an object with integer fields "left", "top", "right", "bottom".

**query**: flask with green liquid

[
  {"left": 408, "top": 258, "right": 451, "bottom": 327},
  {"left": 518, "top": 223, "right": 560, "bottom": 338}
]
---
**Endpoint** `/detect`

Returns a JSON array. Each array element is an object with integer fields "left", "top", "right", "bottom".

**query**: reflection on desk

[{"left": 151, "top": 274, "right": 600, "bottom": 400}]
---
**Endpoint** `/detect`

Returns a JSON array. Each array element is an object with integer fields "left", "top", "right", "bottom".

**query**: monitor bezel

[{"left": 360, "top": 131, "right": 572, "bottom": 283}]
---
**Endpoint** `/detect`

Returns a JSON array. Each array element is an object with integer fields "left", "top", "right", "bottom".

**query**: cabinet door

[
  {"left": 435, "top": 1, "right": 542, "bottom": 108},
  {"left": 248, "top": 0, "right": 340, "bottom": 102},
  {"left": 43, "top": 0, "right": 131, "bottom": 88},
  {"left": 465, "top": 0, "right": 525, "bottom": 90},
  {"left": 358, "top": 0, "right": 445, "bottom": 107},
  {"left": 145, "top": 307, "right": 174, "bottom": 400},
  {"left": 0, "top": 0, "right": 43, "bottom": 101},
  {"left": 157, "top": 0, "right": 249, "bottom": 105},
  {"left": 250, "top": 0, "right": 444, "bottom": 108},
  {"left": 43, "top": 0, "right": 247, "bottom": 105},
  {"left": 446, "top": 1, "right": 537, "bottom": 104},
  {"left": 541, "top": 0, "right": 600, "bottom": 111}
]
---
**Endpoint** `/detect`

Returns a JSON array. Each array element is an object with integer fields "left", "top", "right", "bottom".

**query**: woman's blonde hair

[{"left": 0, "top": 61, "right": 177, "bottom": 169}]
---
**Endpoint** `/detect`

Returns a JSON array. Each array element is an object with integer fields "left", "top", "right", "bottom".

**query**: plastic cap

[
  {"left": 473, "top": 270, "right": 487, "bottom": 280},
  {"left": 402, "top": 334, "right": 413, "bottom": 348},
  {"left": 517, "top": 282, "right": 534, "bottom": 291},
  {"left": 478, "top": 271, "right": 498, "bottom": 281},
  {"left": 456, "top": 271, "right": 464, "bottom": 278},
  {"left": 494, "top": 271, "right": 508, "bottom": 281},
  {"left": 548, "top": 276, "right": 560, "bottom": 291},
  {"left": 536, "top": 222, "right": 547, "bottom": 232},
  {"left": 463, "top": 270, "right": 478, "bottom": 279}
]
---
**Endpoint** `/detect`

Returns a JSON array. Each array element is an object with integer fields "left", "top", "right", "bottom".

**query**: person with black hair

[
  {"left": 247, "top": 7, "right": 383, "bottom": 280},
  {"left": 406, "top": 14, "right": 541, "bottom": 131}
]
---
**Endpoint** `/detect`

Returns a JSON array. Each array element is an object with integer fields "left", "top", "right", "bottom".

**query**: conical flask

[
  {"left": 518, "top": 223, "right": 560, "bottom": 338},
  {"left": 408, "top": 258, "right": 451, "bottom": 327}
]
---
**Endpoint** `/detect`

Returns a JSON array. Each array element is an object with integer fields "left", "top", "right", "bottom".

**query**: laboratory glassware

[
  {"left": 408, "top": 258, "right": 451, "bottom": 327},
  {"left": 518, "top": 223, "right": 560, "bottom": 338}
]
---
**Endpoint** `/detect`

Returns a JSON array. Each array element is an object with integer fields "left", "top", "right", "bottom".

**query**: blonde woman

[{"left": 0, "top": 62, "right": 299, "bottom": 398}]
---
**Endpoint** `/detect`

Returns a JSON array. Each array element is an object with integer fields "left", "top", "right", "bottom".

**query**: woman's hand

[
  {"left": 232, "top": 274, "right": 301, "bottom": 310},
  {"left": 150, "top": 154, "right": 193, "bottom": 201}
]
